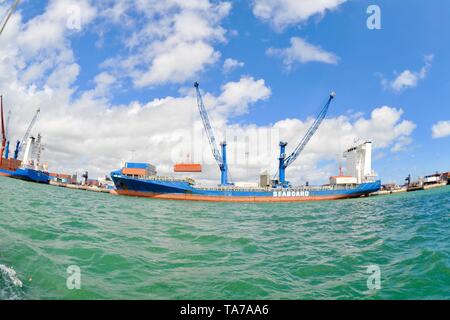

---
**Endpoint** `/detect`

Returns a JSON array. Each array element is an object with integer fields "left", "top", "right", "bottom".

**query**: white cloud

[
  {"left": 252, "top": 0, "right": 347, "bottom": 30},
  {"left": 223, "top": 58, "right": 244, "bottom": 74},
  {"left": 267, "top": 37, "right": 339, "bottom": 69},
  {"left": 216, "top": 76, "right": 271, "bottom": 116},
  {"left": 382, "top": 54, "right": 434, "bottom": 92},
  {"left": 99, "top": 0, "right": 231, "bottom": 87},
  {"left": 432, "top": 121, "right": 450, "bottom": 139}
]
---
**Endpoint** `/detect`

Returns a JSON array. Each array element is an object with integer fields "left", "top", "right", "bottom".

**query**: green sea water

[{"left": 0, "top": 176, "right": 449, "bottom": 300}]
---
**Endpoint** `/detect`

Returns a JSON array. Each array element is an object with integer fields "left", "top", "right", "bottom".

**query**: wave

[{"left": 0, "top": 264, "right": 23, "bottom": 300}]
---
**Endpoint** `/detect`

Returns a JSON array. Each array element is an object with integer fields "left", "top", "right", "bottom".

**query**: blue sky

[{"left": 2, "top": 0, "right": 449, "bottom": 183}]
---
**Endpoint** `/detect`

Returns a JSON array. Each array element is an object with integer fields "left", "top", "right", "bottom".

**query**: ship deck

[{"left": 119, "top": 174, "right": 372, "bottom": 192}]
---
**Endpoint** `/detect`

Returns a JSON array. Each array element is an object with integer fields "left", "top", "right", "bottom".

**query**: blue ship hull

[
  {"left": 111, "top": 170, "right": 381, "bottom": 203},
  {"left": 10, "top": 168, "right": 50, "bottom": 184}
]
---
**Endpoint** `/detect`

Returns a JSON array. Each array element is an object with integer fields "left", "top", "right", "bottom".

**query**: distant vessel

[
  {"left": 0, "top": 96, "right": 41, "bottom": 179},
  {"left": 10, "top": 135, "right": 50, "bottom": 184}
]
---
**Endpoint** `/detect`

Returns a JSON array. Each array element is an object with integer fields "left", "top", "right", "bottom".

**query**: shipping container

[
  {"left": 125, "top": 162, "right": 150, "bottom": 169},
  {"left": 174, "top": 163, "right": 202, "bottom": 172},
  {"left": 122, "top": 168, "right": 149, "bottom": 176},
  {"left": 330, "top": 176, "right": 358, "bottom": 185},
  {"left": 49, "top": 173, "right": 72, "bottom": 179},
  {"left": 0, "top": 158, "right": 21, "bottom": 171}
]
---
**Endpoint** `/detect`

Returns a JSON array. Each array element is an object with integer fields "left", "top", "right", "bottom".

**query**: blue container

[{"left": 125, "top": 162, "right": 150, "bottom": 169}]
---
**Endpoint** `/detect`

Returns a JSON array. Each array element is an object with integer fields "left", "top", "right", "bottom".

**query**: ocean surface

[{"left": 0, "top": 176, "right": 449, "bottom": 300}]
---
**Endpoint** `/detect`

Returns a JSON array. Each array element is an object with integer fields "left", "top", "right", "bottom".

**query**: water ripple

[{"left": 1, "top": 177, "right": 449, "bottom": 299}]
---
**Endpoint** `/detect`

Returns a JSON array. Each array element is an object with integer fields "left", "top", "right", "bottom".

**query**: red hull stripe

[{"left": 111, "top": 190, "right": 363, "bottom": 203}]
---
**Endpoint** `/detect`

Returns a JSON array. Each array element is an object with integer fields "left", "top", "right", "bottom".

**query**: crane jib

[
  {"left": 194, "top": 82, "right": 231, "bottom": 186},
  {"left": 278, "top": 93, "right": 335, "bottom": 186}
]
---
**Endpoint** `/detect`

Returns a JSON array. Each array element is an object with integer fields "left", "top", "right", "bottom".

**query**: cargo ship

[
  {"left": 9, "top": 135, "right": 50, "bottom": 184},
  {"left": 111, "top": 165, "right": 381, "bottom": 202},
  {"left": 110, "top": 85, "right": 381, "bottom": 202}
]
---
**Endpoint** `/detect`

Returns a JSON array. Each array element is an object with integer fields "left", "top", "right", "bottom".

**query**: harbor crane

[
  {"left": 194, "top": 82, "right": 232, "bottom": 186},
  {"left": 277, "top": 92, "right": 336, "bottom": 188},
  {"left": 14, "top": 107, "right": 40, "bottom": 160}
]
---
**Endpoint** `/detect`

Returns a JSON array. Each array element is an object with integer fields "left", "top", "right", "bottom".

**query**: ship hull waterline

[
  {"left": 111, "top": 189, "right": 374, "bottom": 202},
  {"left": 0, "top": 170, "right": 13, "bottom": 177}
]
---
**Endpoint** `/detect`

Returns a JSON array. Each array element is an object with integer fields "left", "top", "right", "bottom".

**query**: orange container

[
  {"left": 0, "top": 158, "right": 21, "bottom": 171},
  {"left": 122, "top": 168, "right": 148, "bottom": 176},
  {"left": 50, "top": 173, "right": 72, "bottom": 179},
  {"left": 174, "top": 164, "right": 202, "bottom": 172}
]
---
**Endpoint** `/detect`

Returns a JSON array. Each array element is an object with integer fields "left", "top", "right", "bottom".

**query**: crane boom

[
  {"left": 0, "top": 0, "right": 20, "bottom": 36},
  {"left": 194, "top": 82, "right": 222, "bottom": 166},
  {"left": 194, "top": 82, "right": 231, "bottom": 186},
  {"left": 278, "top": 92, "right": 336, "bottom": 187},
  {"left": 17, "top": 108, "right": 40, "bottom": 158}
]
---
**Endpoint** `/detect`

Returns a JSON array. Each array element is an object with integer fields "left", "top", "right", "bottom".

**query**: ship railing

[
  {"left": 195, "top": 186, "right": 271, "bottom": 192},
  {"left": 122, "top": 174, "right": 194, "bottom": 184},
  {"left": 193, "top": 184, "right": 360, "bottom": 192}
]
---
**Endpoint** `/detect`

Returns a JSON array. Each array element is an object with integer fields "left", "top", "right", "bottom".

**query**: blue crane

[
  {"left": 277, "top": 92, "right": 336, "bottom": 188},
  {"left": 194, "top": 82, "right": 232, "bottom": 186}
]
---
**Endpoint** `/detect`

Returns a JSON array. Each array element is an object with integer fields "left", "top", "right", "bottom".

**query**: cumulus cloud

[
  {"left": 252, "top": 0, "right": 347, "bottom": 30},
  {"left": 217, "top": 77, "right": 271, "bottom": 116},
  {"left": 267, "top": 37, "right": 339, "bottom": 69},
  {"left": 432, "top": 121, "right": 450, "bottom": 139},
  {"left": 382, "top": 55, "right": 434, "bottom": 92},
  {"left": 223, "top": 58, "right": 244, "bottom": 74},
  {"left": 98, "top": 0, "right": 231, "bottom": 88}
]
